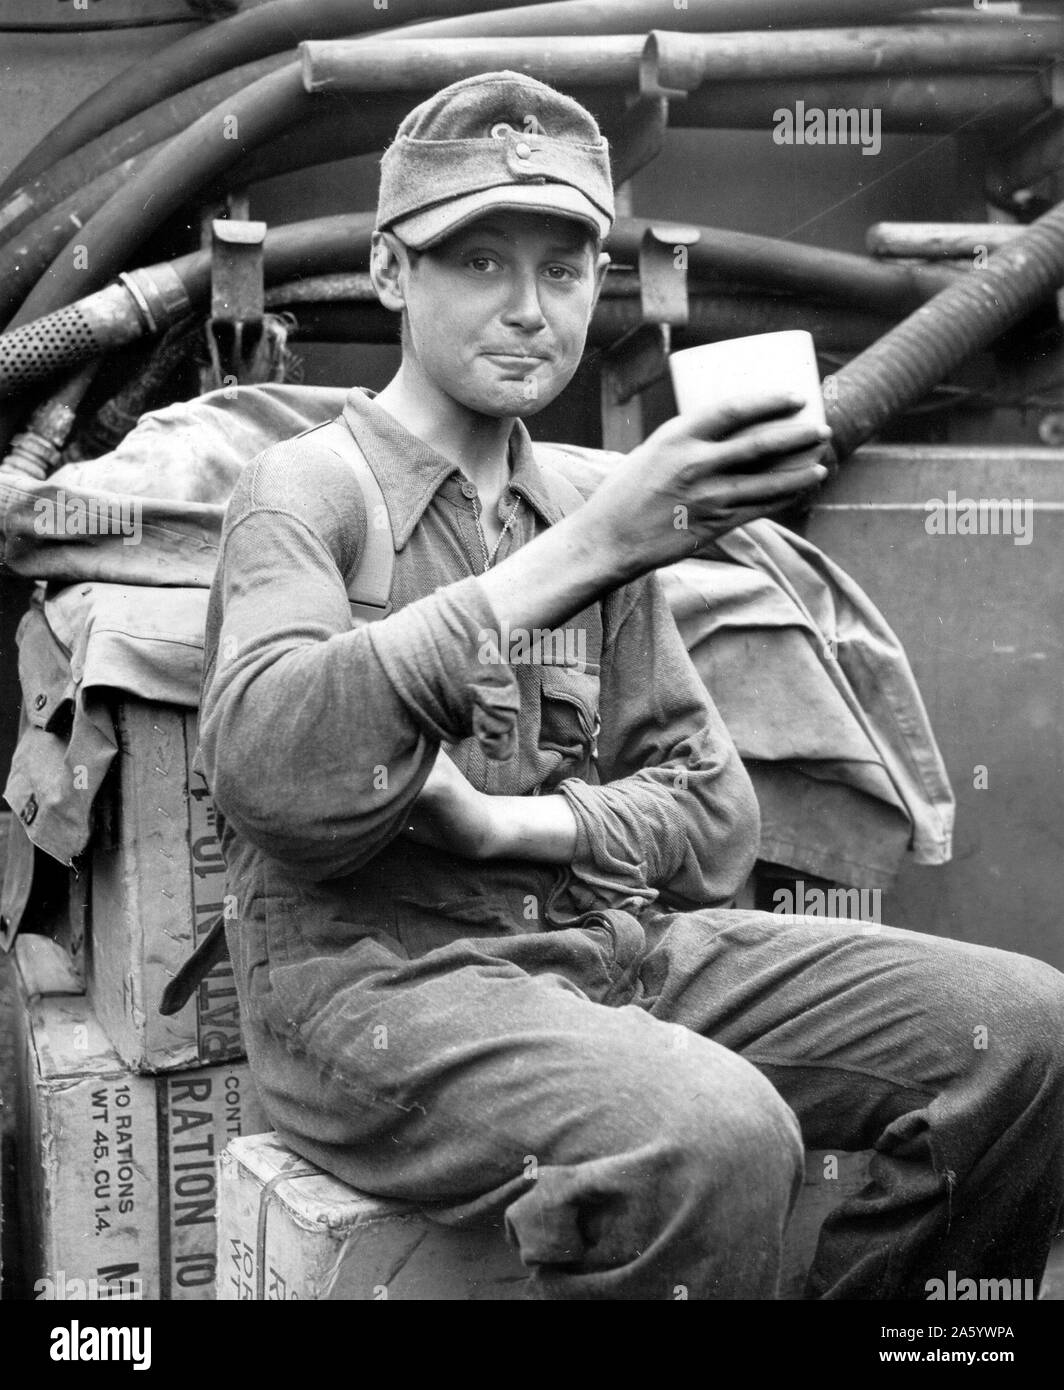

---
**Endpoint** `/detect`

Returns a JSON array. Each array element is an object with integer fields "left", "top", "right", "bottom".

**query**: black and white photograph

[{"left": 0, "top": 0, "right": 1062, "bottom": 1360}]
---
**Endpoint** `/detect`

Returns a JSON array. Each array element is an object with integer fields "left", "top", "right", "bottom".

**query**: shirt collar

[{"left": 341, "top": 386, "right": 568, "bottom": 549}]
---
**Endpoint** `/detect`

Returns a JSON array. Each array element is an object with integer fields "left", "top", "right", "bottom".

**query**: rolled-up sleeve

[
  {"left": 548, "top": 571, "right": 760, "bottom": 919},
  {"left": 198, "top": 446, "right": 517, "bottom": 881}
]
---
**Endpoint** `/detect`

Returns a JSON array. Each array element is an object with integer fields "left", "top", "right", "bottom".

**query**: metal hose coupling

[
  {"left": 0, "top": 365, "right": 96, "bottom": 478},
  {"left": 0, "top": 262, "right": 190, "bottom": 400}
]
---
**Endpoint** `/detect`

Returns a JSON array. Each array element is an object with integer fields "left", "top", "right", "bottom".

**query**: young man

[{"left": 199, "top": 72, "right": 1064, "bottom": 1299}]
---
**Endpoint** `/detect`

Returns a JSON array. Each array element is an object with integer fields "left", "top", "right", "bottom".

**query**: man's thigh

[
  {"left": 241, "top": 917, "right": 799, "bottom": 1221},
  {"left": 637, "top": 907, "right": 1064, "bottom": 1152}
]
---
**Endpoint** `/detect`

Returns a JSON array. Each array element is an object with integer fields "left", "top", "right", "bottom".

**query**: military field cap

[{"left": 376, "top": 70, "right": 615, "bottom": 250}]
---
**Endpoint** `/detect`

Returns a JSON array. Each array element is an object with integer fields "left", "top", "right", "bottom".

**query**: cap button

[{"left": 514, "top": 142, "right": 532, "bottom": 159}]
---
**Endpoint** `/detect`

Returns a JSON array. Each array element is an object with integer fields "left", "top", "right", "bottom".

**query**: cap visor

[{"left": 388, "top": 184, "right": 611, "bottom": 250}]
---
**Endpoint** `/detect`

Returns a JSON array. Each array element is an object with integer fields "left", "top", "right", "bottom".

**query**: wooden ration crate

[
  {"left": 89, "top": 699, "right": 241, "bottom": 1072},
  {"left": 15, "top": 948, "right": 267, "bottom": 1301},
  {"left": 218, "top": 1132, "right": 872, "bottom": 1301},
  {"left": 218, "top": 1133, "right": 529, "bottom": 1301}
]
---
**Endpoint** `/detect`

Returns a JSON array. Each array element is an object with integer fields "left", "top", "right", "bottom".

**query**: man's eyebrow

[{"left": 456, "top": 222, "right": 589, "bottom": 254}]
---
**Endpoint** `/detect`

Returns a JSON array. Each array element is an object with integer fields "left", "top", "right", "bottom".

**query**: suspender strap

[{"left": 313, "top": 414, "right": 395, "bottom": 621}]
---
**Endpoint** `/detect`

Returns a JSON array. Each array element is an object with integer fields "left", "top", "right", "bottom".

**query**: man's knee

[
  {"left": 600, "top": 1022, "right": 803, "bottom": 1194},
  {"left": 506, "top": 1033, "right": 803, "bottom": 1286},
  {"left": 992, "top": 954, "right": 1064, "bottom": 1080},
  {"left": 944, "top": 949, "right": 1064, "bottom": 1146},
  {"left": 667, "top": 1040, "right": 803, "bottom": 1172}
]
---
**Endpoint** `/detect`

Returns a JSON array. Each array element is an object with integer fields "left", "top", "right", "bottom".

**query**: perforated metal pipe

[{"left": 0, "top": 267, "right": 189, "bottom": 399}]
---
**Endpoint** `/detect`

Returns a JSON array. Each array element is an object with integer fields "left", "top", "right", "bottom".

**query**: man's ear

[
  {"left": 589, "top": 251, "right": 611, "bottom": 314},
  {"left": 370, "top": 230, "right": 408, "bottom": 312}
]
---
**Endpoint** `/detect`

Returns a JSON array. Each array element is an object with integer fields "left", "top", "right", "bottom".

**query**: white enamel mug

[{"left": 668, "top": 330, "right": 827, "bottom": 433}]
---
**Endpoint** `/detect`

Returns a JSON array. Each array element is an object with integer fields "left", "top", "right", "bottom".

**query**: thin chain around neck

[{"left": 473, "top": 491, "right": 522, "bottom": 572}]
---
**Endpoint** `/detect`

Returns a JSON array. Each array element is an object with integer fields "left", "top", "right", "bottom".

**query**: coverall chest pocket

[{"left": 536, "top": 663, "right": 601, "bottom": 776}]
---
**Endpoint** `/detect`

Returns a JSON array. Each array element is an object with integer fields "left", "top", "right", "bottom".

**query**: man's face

[{"left": 396, "top": 211, "right": 608, "bottom": 418}]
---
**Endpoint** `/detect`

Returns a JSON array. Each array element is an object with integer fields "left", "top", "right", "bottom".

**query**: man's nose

[{"left": 502, "top": 269, "right": 548, "bottom": 331}]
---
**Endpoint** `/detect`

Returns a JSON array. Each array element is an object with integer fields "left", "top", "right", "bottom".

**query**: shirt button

[
  {"left": 21, "top": 794, "right": 38, "bottom": 826},
  {"left": 33, "top": 693, "right": 47, "bottom": 710},
  {"left": 515, "top": 142, "right": 532, "bottom": 159},
  {"left": 460, "top": 481, "right": 478, "bottom": 499}
]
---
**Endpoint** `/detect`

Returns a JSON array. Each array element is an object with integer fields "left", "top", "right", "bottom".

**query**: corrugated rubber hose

[{"left": 825, "top": 199, "right": 1064, "bottom": 459}]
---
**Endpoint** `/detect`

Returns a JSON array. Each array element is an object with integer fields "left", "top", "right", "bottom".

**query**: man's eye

[
  {"left": 465, "top": 255, "right": 501, "bottom": 272},
  {"left": 544, "top": 264, "right": 579, "bottom": 282}
]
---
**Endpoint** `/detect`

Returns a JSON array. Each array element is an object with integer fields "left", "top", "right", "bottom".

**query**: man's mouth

[{"left": 482, "top": 351, "right": 550, "bottom": 365}]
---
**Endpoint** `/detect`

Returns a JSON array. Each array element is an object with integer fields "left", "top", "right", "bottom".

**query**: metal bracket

[
  {"left": 611, "top": 95, "right": 670, "bottom": 189},
  {"left": 639, "top": 31, "right": 701, "bottom": 101},
  {"left": 599, "top": 226, "right": 697, "bottom": 451},
  {"left": 205, "top": 217, "right": 268, "bottom": 389},
  {"left": 639, "top": 223, "right": 699, "bottom": 327}
]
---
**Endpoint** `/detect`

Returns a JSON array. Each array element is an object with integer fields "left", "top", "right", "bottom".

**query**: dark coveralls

[{"left": 199, "top": 387, "right": 1064, "bottom": 1299}]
